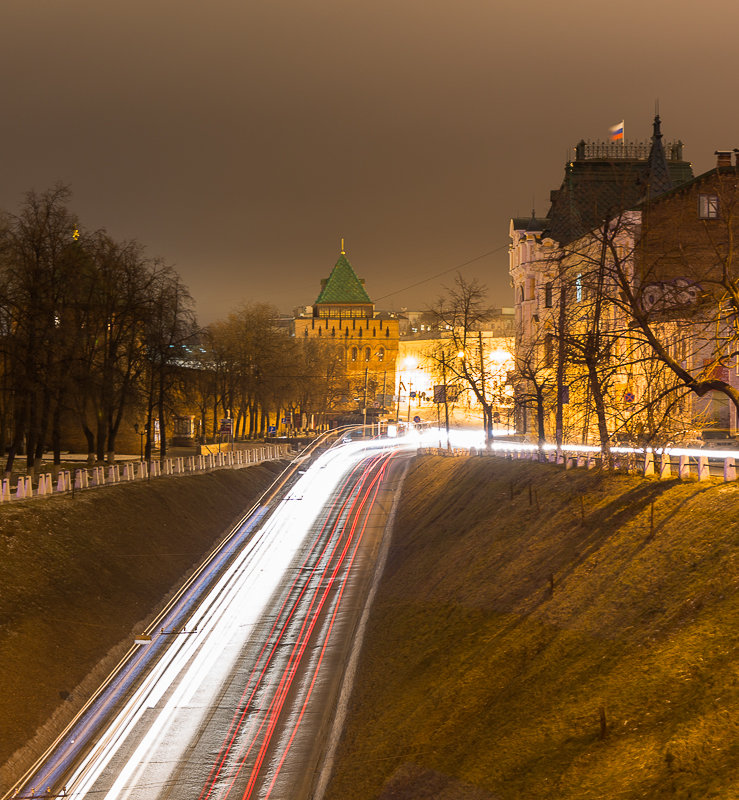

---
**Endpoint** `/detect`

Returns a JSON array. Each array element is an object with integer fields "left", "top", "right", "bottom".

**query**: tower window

[
  {"left": 351, "top": 347, "right": 357, "bottom": 361},
  {"left": 378, "top": 347, "right": 385, "bottom": 362},
  {"left": 364, "top": 347, "right": 371, "bottom": 362}
]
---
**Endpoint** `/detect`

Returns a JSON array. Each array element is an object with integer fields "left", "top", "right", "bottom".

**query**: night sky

[{"left": 1, "top": 0, "right": 735, "bottom": 323}]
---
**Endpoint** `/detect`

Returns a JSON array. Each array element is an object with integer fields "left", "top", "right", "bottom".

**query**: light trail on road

[{"left": 8, "top": 437, "right": 411, "bottom": 800}]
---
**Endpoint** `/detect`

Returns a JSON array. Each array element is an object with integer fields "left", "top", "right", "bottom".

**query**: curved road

[{"left": 11, "top": 439, "right": 410, "bottom": 800}]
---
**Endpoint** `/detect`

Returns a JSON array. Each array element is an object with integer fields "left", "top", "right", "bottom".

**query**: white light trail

[{"left": 61, "top": 439, "right": 410, "bottom": 800}]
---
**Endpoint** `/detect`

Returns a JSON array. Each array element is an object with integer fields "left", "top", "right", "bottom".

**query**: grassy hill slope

[
  {"left": 0, "top": 463, "right": 283, "bottom": 787},
  {"left": 326, "top": 456, "right": 739, "bottom": 800}
]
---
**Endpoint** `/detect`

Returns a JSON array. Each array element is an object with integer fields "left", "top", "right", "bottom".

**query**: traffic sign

[
  {"left": 267, "top": 425, "right": 277, "bottom": 434},
  {"left": 413, "top": 415, "right": 421, "bottom": 423}
]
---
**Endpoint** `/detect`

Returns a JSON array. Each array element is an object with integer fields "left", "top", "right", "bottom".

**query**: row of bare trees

[
  {"left": 190, "top": 306, "right": 348, "bottom": 441},
  {"left": 0, "top": 186, "right": 351, "bottom": 476},
  {"left": 0, "top": 185, "right": 198, "bottom": 476}
]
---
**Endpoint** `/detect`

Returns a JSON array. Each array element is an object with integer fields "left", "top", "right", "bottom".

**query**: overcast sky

[{"left": 1, "top": 0, "right": 736, "bottom": 323}]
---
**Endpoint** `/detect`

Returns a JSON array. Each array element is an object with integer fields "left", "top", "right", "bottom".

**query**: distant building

[{"left": 294, "top": 247, "right": 399, "bottom": 414}]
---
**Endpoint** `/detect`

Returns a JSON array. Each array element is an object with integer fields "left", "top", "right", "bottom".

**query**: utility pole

[
  {"left": 381, "top": 369, "right": 387, "bottom": 436},
  {"left": 478, "top": 330, "right": 490, "bottom": 446},
  {"left": 396, "top": 380, "right": 403, "bottom": 429},
  {"left": 441, "top": 352, "right": 450, "bottom": 450},
  {"left": 362, "top": 367, "right": 368, "bottom": 433}
]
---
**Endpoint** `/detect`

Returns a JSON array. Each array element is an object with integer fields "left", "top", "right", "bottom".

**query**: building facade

[
  {"left": 509, "top": 117, "right": 739, "bottom": 444},
  {"left": 294, "top": 248, "right": 399, "bottom": 415}
]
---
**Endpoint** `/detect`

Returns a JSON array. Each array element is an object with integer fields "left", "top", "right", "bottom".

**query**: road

[{"left": 10, "top": 439, "right": 410, "bottom": 800}]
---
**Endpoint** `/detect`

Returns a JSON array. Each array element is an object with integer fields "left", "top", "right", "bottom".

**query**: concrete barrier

[
  {"left": 644, "top": 451, "right": 655, "bottom": 477},
  {"left": 724, "top": 457, "right": 736, "bottom": 482},
  {"left": 678, "top": 454, "right": 690, "bottom": 480},
  {"left": 698, "top": 456, "right": 709, "bottom": 481}
]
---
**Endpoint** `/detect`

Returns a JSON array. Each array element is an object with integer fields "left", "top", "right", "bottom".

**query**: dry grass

[{"left": 326, "top": 457, "right": 739, "bottom": 800}]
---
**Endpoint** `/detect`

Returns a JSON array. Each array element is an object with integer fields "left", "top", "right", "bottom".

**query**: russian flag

[{"left": 609, "top": 120, "right": 624, "bottom": 142}]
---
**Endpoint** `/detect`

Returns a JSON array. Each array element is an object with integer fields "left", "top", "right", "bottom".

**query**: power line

[{"left": 374, "top": 243, "right": 509, "bottom": 303}]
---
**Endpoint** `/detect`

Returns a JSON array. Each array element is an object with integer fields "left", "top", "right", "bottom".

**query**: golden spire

[{"left": 340, "top": 237, "right": 345, "bottom": 255}]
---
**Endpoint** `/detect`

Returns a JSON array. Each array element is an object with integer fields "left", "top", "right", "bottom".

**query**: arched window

[
  {"left": 351, "top": 346, "right": 358, "bottom": 361},
  {"left": 385, "top": 328, "right": 389, "bottom": 337},
  {"left": 318, "top": 327, "right": 322, "bottom": 336},
  {"left": 364, "top": 347, "right": 371, "bottom": 362},
  {"left": 345, "top": 328, "right": 349, "bottom": 337},
  {"left": 303, "top": 328, "right": 308, "bottom": 337},
  {"left": 377, "top": 347, "right": 385, "bottom": 362},
  {"left": 358, "top": 327, "right": 363, "bottom": 338},
  {"left": 372, "top": 327, "right": 376, "bottom": 337},
  {"left": 331, "top": 327, "right": 336, "bottom": 337}
]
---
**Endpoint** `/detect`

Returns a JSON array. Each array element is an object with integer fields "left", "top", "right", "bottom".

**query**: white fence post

[
  {"left": 0, "top": 478, "right": 10, "bottom": 502},
  {"left": 643, "top": 451, "right": 655, "bottom": 477},
  {"left": 724, "top": 457, "right": 736, "bottom": 482},
  {"left": 698, "top": 456, "right": 709, "bottom": 481},
  {"left": 659, "top": 452, "right": 671, "bottom": 479},
  {"left": 678, "top": 454, "right": 690, "bottom": 480},
  {"left": 15, "top": 476, "right": 26, "bottom": 499}
]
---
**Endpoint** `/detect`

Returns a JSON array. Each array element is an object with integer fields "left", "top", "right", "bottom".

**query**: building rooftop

[
  {"left": 315, "top": 252, "right": 373, "bottom": 306},
  {"left": 546, "top": 116, "right": 694, "bottom": 244}
]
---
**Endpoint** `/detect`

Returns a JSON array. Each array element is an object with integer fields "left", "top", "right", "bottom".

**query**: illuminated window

[
  {"left": 364, "top": 347, "right": 371, "bottom": 361},
  {"left": 544, "top": 282, "right": 553, "bottom": 308},
  {"left": 698, "top": 194, "right": 719, "bottom": 219},
  {"left": 378, "top": 347, "right": 385, "bottom": 362},
  {"left": 575, "top": 274, "right": 583, "bottom": 302},
  {"left": 351, "top": 347, "right": 358, "bottom": 361}
]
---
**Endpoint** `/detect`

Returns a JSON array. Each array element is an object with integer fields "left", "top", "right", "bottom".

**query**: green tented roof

[{"left": 315, "top": 254, "right": 373, "bottom": 305}]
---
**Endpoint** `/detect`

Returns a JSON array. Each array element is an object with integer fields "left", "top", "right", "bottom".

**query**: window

[
  {"left": 544, "top": 333, "right": 555, "bottom": 367},
  {"left": 377, "top": 347, "right": 385, "bottom": 362},
  {"left": 699, "top": 194, "right": 720, "bottom": 219},
  {"left": 364, "top": 347, "right": 371, "bottom": 362},
  {"left": 351, "top": 347, "right": 357, "bottom": 361},
  {"left": 544, "top": 281, "right": 553, "bottom": 308},
  {"left": 526, "top": 277, "right": 536, "bottom": 300},
  {"left": 575, "top": 274, "right": 583, "bottom": 302}
]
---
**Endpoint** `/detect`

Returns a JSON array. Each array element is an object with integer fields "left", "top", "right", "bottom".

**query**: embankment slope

[{"left": 325, "top": 456, "right": 738, "bottom": 800}]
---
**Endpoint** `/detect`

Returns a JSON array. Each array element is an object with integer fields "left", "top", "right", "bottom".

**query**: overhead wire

[{"left": 373, "top": 242, "right": 509, "bottom": 302}]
